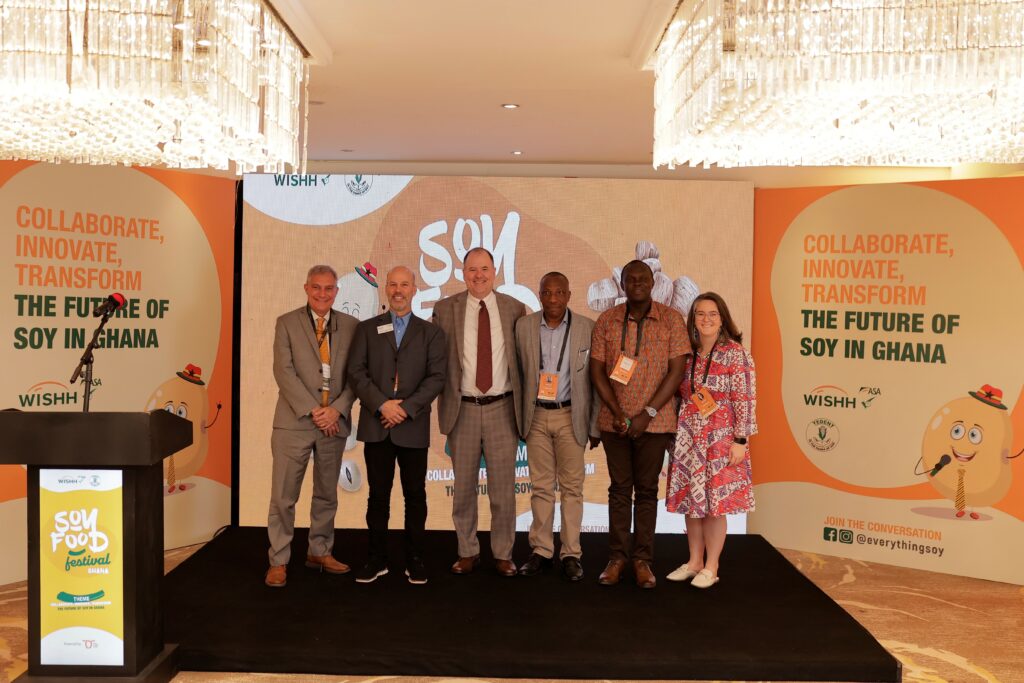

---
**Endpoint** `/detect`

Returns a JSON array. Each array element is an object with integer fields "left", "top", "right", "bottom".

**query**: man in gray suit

[
  {"left": 432, "top": 247, "right": 527, "bottom": 576},
  {"left": 265, "top": 265, "right": 359, "bottom": 588},
  {"left": 347, "top": 265, "right": 447, "bottom": 585},
  {"left": 515, "top": 272, "right": 600, "bottom": 581}
]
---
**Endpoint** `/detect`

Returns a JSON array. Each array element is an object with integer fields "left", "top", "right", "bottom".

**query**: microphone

[
  {"left": 93, "top": 293, "right": 127, "bottom": 318},
  {"left": 929, "top": 454, "right": 952, "bottom": 477}
]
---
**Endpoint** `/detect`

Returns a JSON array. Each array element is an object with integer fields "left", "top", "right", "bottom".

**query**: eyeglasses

[{"left": 694, "top": 311, "right": 720, "bottom": 319}]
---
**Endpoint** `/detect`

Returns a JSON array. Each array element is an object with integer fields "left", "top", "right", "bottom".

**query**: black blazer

[{"left": 346, "top": 312, "right": 447, "bottom": 448}]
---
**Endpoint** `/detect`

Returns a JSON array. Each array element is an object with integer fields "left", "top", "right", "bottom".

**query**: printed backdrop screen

[
  {"left": 239, "top": 174, "right": 753, "bottom": 536},
  {"left": 0, "top": 161, "right": 236, "bottom": 585},
  {"left": 750, "top": 179, "right": 1024, "bottom": 585}
]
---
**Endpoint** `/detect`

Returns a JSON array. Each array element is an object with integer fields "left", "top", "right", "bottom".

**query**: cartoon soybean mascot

[
  {"left": 919, "top": 384, "right": 1020, "bottom": 519},
  {"left": 145, "top": 363, "right": 221, "bottom": 494}
]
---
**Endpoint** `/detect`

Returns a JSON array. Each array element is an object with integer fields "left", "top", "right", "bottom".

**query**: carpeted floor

[
  {"left": 162, "top": 528, "right": 896, "bottom": 681},
  {"left": 1, "top": 530, "right": 1022, "bottom": 683}
]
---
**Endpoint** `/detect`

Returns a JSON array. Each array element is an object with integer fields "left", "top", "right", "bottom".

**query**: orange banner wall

[
  {"left": 750, "top": 179, "right": 1024, "bottom": 584},
  {"left": 0, "top": 162, "right": 236, "bottom": 584}
]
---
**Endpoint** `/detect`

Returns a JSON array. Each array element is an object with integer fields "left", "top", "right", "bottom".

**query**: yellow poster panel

[{"left": 39, "top": 469, "right": 124, "bottom": 666}]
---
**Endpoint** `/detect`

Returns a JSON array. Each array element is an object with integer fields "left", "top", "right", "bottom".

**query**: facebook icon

[{"left": 823, "top": 527, "right": 838, "bottom": 542}]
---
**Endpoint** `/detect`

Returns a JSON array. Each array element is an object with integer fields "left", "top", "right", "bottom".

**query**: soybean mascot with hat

[
  {"left": 144, "top": 363, "right": 221, "bottom": 494},
  {"left": 919, "top": 384, "right": 1018, "bottom": 519}
]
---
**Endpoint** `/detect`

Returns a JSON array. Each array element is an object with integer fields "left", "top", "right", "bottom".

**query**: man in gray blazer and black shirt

[
  {"left": 266, "top": 265, "right": 358, "bottom": 588},
  {"left": 432, "top": 247, "right": 527, "bottom": 576},
  {"left": 515, "top": 272, "right": 600, "bottom": 581},
  {"left": 347, "top": 266, "right": 446, "bottom": 584}
]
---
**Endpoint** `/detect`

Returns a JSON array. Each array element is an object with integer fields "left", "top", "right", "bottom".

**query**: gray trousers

[
  {"left": 449, "top": 396, "right": 519, "bottom": 560},
  {"left": 267, "top": 427, "right": 344, "bottom": 566}
]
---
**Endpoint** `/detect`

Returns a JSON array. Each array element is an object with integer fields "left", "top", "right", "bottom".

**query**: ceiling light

[
  {"left": 511, "top": 150, "right": 523, "bottom": 156},
  {"left": 502, "top": 103, "right": 520, "bottom": 109},
  {"left": 0, "top": 0, "right": 309, "bottom": 174},
  {"left": 653, "top": 0, "right": 1024, "bottom": 167}
]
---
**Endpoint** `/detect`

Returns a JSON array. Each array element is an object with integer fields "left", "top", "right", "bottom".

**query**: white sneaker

[
  {"left": 666, "top": 563, "right": 698, "bottom": 582},
  {"left": 691, "top": 568, "right": 720, "bottom": 589}
]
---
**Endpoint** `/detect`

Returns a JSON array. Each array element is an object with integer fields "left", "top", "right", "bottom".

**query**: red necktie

[{"left": 476, "top": 300, "right": 493, "bottom": 393}]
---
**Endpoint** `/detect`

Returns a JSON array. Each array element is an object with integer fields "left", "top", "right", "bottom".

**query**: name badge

[
  {"left": 538, "top": 372, "right": 559, "bottom": 400},
  {"left": 691, "top": 388, "right": 718, "bottom": 418},
  {"left": 610, "top": 355, "right": 636, "bottom": 385},
  {"left": 377, "top": 323, "right": 394, "bottom": 334}
]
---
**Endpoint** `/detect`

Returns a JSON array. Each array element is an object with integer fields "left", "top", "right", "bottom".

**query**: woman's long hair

[{"left": 687, "top": 291, "right": 743, "bottom": 345}]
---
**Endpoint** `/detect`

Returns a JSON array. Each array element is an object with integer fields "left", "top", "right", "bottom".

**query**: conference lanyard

[
  {"left": 619, "top": 308, "right": 647, "bottom": 358},
  {"left": 540, "top": 310, "right": 572, "bottom": 372},
  {"left": 689, "top": 340, "right": 717, "bottom": 390}
]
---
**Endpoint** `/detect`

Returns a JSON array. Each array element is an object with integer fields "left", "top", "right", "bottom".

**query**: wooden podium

[{"left": 0, "top": 410, "right": 192, "bottom": 682}]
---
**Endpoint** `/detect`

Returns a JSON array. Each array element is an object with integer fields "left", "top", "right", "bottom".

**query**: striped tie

[
  {"left": 316, "top": 316, "right": 330, "bottom": 407},
  {"left": 954, "top": 469, "right": 966, "bottom": 515}
]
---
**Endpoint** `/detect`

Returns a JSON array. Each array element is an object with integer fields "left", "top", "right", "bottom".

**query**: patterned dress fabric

[{"left": 666, "top": 338, "right": 758, "bottom": 517}]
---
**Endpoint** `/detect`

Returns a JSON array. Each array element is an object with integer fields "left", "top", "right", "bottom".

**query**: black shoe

[
  {"left": 354, "top": 557, "right": 388, "bottom": 583},
  {"left": 405, "top": 556, "right": 428, "bottom": 585},
  {"left": 562, "top": 556, "right": 584, "bottom": 582},
  {"left": 518, "top": 552, "right": 553, "bottom": 576}
]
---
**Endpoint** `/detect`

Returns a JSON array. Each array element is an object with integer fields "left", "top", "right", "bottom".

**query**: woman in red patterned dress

[{"left": 665, "top": 292, "right": 757, "bottom": 589}]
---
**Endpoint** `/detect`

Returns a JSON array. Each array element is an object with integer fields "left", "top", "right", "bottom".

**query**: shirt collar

[
  {"left": 390, "top": 310, "right": 412, "bottom": 324},
  {"left": 540, "top": 308, "right": 569, "bottom": 330},
  {"left": 621, "top": 300, "right": 660, "bottom": 321},
  {"left": 468, "top": 291, "right": 497, "bottom": 308}
]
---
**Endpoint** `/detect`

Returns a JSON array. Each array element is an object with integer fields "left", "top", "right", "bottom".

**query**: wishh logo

[
  {"left": 18, "top": 381, "right": 78, "bottom": 408},
  {"left": 806, "top": 418, "right": 840, "bottom": 452}
]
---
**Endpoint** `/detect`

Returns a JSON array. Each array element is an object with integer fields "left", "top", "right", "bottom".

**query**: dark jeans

[
  {"left": 601, "top": 431, "right": 673, "bottom": 562},
  {"left": 364, "top": 436, "right": 428, "bottom": 561}
]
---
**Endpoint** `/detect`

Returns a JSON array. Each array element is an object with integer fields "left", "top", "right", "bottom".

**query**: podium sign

[
  {"left": 0, "top": 411, "right": 191, "bottom": 682},
  {"left": 39, "top": 469, "right": 125, "bottom": 666}
]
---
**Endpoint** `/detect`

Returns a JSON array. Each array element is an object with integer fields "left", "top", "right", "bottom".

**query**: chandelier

[
  {"left": 0, "top": 0, "right": 308, "bottom": 173},
  {"left": 653, "top": 0, "right": 1024, "bottom": 167}
]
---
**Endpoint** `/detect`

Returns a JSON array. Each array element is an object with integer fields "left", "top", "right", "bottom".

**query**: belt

[
  {"left": 461, "top": 391, "right": 513, "bottom": 406},
  {"left": 535, "top": 399, "right": 571, "bottom": 409}
]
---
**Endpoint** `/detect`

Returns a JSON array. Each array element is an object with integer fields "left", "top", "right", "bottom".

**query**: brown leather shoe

[
  {"left": 494, "top": 559, "right": 517, "bottom": 577},
  {"left": 598, "top": 559, "right": 626, "bottom": 586},
  {"left": 450, "top": 555, "right": 481, "bottom": 574},
  {"left": 305, "top": 554, "right": 351, "bottom": 575},
  {"left": 265, "top": 564, "right": 287, "bottom": 587},
  {"left": 633, "top": 560, "right": 656, "bottom": 589}
]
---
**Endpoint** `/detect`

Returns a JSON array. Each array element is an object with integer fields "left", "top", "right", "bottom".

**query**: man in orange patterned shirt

[{"left": 590, "top": 260, "right": 689, "bottom": 588}]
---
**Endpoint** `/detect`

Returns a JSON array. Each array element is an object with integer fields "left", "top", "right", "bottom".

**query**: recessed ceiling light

[
  {"left": 502, "top": 103, "right": 519, "bottom": 109},
  {"left": 196, "top": 38, "right": 212, "bottom": 47},
  {"left": 340, "top": 149, "right": 355, "bottom": 153},
  {"left": 309, "top": 100, "right": 325, "bottom": 106},
  {"left": 511, "top": 150, "right": 523, "bottom": 156},
  {"left": 172, "top": 22, "right": 187, "bottom": 30}
]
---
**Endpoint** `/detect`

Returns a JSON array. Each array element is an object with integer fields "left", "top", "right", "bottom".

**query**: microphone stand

[{"left": 69, "top": 309, "right": 116, "bottom": 414}]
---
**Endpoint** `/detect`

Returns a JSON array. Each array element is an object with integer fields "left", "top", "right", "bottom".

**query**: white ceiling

[{"left": 273, "top": 0, "right": 1023, "bottom": 186}]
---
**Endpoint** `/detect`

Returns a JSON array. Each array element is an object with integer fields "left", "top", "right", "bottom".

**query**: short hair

[
  {"left": 307, "top": 264, "right": 338, "bottom": 282},
  {"left": 687, "top": 291, "right": 743, "bottom": 344},
  {"left": 539, "top": 271, "right": 569, "bottom": 289},
  {"left": 620, "top": 260, "right": 654, "bottom": 288},
  {"left": 386, "top": 265, "right": 417, "bottom": 285},
  {"left": 465, "top": 246, "right": 495, "bottom": 265}
]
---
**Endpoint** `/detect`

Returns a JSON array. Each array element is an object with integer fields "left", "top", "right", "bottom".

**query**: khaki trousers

[{"left": 526, "top": 406, "right": 586, "bottom": 559}]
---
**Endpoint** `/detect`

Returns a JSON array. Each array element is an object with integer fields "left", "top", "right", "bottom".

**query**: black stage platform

[{"left": 164, "top": 527, "right": 900, "bottom": 681}]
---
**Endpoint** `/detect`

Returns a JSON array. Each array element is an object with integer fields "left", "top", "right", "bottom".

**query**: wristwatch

[
  {"left": 644, "top": 405, "right": 658, "bottom": 418},
  {"left": 733, "top": 436, "right": 748, "bottom": 445}
]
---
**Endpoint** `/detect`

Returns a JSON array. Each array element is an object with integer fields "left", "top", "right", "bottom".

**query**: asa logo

[
  {"left": 17, "top": 381, "right": 78, "bottom": 408},
  {"left": 344, "top": 174, "right": 372, "bottom": 195}
]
